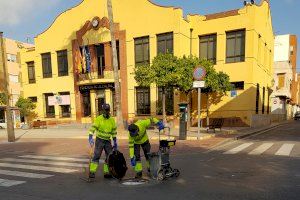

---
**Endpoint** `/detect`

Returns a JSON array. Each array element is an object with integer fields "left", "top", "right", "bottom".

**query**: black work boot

[
  {"left": 89, "top": 172, "right": 95, "bottom": 179},
  {"left": 135, "top": 171, "right": 142, "bottom": 179},
  {"left": 104, "top": 174, "right": 113, "bottom": 179}
]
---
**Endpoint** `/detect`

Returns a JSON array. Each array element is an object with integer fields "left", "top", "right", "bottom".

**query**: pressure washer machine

[{"left": 148, "top": 128, "right": 180, "bottom": 181}]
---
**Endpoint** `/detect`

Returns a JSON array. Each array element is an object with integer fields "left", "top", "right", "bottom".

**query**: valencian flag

[
  {"left": 81, "top": 47, "right": 87, "bottom": 74},
  {"left": 84, "top": 46, "right": 91, "bottom": 73}
]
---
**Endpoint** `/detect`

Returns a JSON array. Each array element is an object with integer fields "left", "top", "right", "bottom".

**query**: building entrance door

[
  {"left": 96, "top": 97, "right": 105, "bottom": 116},
  {"left": 95, "top": 90, "right": 106, "bottom": 116}
]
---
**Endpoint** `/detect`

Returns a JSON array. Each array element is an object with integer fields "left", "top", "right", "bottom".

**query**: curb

[{"left": 235, "top": 121, "right": 291, "bottom": 140}]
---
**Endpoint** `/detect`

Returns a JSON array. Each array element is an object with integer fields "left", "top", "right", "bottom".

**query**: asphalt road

[{"left": 0, "top": 122, "right": 299, "bottom": 200}]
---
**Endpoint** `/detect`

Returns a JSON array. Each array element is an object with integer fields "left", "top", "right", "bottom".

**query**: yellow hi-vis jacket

[
  {"left": 89, "top": 115, "right": 117, "bottom": 141},
  {"left": 129, "top": 117, "right": 159, "bottom": 158}
]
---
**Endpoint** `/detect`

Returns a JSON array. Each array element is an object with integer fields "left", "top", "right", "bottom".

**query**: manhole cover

[{"left": 121, "top": 178, "right": 149, "bottom": 186}]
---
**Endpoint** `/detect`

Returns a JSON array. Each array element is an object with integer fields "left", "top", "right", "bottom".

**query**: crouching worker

[
  {"left": 88, "top": 103, "right": 118, "bottom": 179},
  {"left": 128, "top": 117, "right": 165, "bottom": 178}
]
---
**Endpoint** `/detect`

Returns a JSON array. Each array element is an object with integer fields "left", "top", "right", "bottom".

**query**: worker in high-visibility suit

[
  {"left": 88, "top": 103, "right": 117, "bottom": 179},
  {"left": 127, "top": 117, "right": 165, "bottom": 178}
]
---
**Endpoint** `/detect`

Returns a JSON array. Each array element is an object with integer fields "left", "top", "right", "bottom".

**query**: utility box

[{"left": 178, "top": 103, "right": 188, "bottom": 140}]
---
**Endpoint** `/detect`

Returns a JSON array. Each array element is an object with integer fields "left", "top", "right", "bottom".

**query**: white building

[{"left": 271, "top": 34, "right": 298, "bottom": 120}]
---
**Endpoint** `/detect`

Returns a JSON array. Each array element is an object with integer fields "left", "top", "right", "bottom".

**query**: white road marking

[
  {"left": 275, "top": 144, "right": 295, "bottom": 156},
  {"left": 224, "top": 143, "right": 254, "bottom": 154},
  {"left": 19, "top": 155, "right": 89, "bottom": 162},
  {"left": 0, "top": 178, "right": 26, "bottom": 187},
  {"left": 248, "top": 143, "right": 274, "bottom": 155},
  {"left": 0, "top": 163, "right": 78, "bottom": 173},
  {"left": 0, "top": 158, "right": 88, "bottom": 168},
  {"left": 0, "top": 169, "right": 53, "bottom": 179}
]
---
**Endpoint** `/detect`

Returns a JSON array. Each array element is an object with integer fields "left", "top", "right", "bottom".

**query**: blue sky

[{"left": 0, "top": 0, "right": 299, "bottom": 68}]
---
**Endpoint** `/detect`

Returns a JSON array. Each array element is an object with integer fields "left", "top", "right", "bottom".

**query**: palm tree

[{"left": 107, "top": 0, "right": 124, "bottom": 129}]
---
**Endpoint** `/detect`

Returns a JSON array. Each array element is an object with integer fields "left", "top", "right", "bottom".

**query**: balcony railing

[{"left": 76, "top": 71, "right": 115, "bottom": 82}]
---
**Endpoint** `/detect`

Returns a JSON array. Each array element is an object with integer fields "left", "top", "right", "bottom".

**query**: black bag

[{"left": 108, "top": 150, "right": 128, "bottom": 180}]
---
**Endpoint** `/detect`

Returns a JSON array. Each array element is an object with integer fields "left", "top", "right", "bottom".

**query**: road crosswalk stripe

[
  {"left": 275, "top": 144, "right": 295, "bottom": 156},
  {"left": 19, "top": 155, "right": 89, "bottom": 162},
  {"left": 0, "top": 169, "right": 53, "bottom": 179},
  {"left": 248, "top": 143, "right": 274, "bottom": 155},
  {"left": 0, "top": 178, "right": 26, "bottom": 187},
  {"left": 0, "top": 158, "right": 88, "bottom": 168},
  {"left": 0, "top": 163, "right": 78, "bottom": 173},
  {"left": 224, "top": 143, "right": 254, "bottom": 154}
]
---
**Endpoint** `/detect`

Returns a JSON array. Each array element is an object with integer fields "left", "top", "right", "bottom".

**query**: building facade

[
  {"left": 271, "top": 34, "right": 298, "bottom": 120},
  {"left": 20, "top": 0, "right": 274, "bottom": 127},
  {"left": 0, "top": 33, "right": 33, "bottom": 127}
]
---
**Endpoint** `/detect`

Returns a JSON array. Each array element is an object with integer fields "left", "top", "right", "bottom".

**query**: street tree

[
  {"left": 15, "top": 97, "right": 37, "bottom": 125},
  {"left": 176, "top": 56, "right": 232, "bottom": 127},
  {"left": 134, "top": 53, "right": 178, "bottom": 123},
  {"left": 107, "top": 0, "right": 123, "bottom": 129},
  {"left": 0, "top": 93, "right": 7, "bottom": 105}
]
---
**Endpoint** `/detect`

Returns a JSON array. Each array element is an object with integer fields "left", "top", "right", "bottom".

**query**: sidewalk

[{"left": 0, "top": 120, "right": 292, "bottom": 142}]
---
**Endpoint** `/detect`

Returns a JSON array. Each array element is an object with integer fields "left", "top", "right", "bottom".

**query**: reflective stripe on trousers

[
  {"left": 89, "top": 162, "right": 109, "bottom": 174},
  {"left": 134, "top": 162, "right": 142, "bottom": 173}
]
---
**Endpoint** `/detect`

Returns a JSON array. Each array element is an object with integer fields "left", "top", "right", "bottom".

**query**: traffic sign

[
  {"left": 193, "top": 81, "right": 205, "bottom": 88},
  {"left": 193, "top": 66, "right": 206, "bottom": 81}
]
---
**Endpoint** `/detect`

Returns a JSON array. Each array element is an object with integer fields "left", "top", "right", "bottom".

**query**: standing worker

[
  {"left": 128, "top": 117, "right": 165, "bottom": 178},
  {"left": 88, "top": 103, "right": 118, "bottom": 179}
]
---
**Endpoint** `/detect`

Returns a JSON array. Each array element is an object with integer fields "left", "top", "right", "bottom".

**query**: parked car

[{"left": 294, "top": 112, "right": 300, "bottom": 120}]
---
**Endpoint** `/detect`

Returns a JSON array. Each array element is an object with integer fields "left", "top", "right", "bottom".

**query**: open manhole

[{"left": 121, "top": 178, "right": 149, "bottom": 186}]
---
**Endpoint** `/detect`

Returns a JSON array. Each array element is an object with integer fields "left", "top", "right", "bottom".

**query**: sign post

[{"left": 193, "top": 66, "right": 206, "bottom": 139}]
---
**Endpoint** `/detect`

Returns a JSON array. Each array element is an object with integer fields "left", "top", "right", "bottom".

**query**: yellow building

[{"left": 20, "top": 0, "right": 274, "bottom": 127}]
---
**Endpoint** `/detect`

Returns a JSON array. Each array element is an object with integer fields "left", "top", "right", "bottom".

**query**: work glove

[
  {"left": 156, "top": 121, "right": 165, "bottom": 131},
  {"left": 130, "top": 156, "right": 136, "bottom": 167},
  {"left": 113, "top": 137, "right": 118, "bottom": 151},
  {"left": 88, "top": 134, "right": 94, "bottom": 147}
]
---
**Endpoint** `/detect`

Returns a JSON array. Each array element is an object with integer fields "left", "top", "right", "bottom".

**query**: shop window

[
  {"left": 136, "top": 87, "right": 150, "bottom": 115},
  {"left": 226, "top": 30, "right": 245, "bottom": 63},
  {"left": 27, "top": 61, "right": 36, "bottom": 84},
  {"left": 82, "top": 92, "right": 91, "bottom": 117},
  {"left": 157, "top": 32, "right": 173, "bottom": 54},
  {"left": 59, "top": 92, "right": 71, "bottom": 118},
  {"left": 157, "top": 87, "right": 174, "bottom": 115},
  {"left": 135, "top": 36, "right": 150, "bottom": 65},
  {"left": 199, "top": 34, "right": 217, "bottom": 64},
  {"left": 41, "top": 53, "right": 52, "bottom": 78},
  {"left": 57, "top": 50, "right": 68, "bottom": 76},
  {"left": 28, "top": 97, "right": 37, "bottom": 103},
  {"left": 44, "top": 93, "right": 55, "bottom": 118},
  {"left": 231, "top": 81, "right": 244, "bottom": 90}
]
